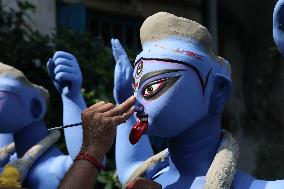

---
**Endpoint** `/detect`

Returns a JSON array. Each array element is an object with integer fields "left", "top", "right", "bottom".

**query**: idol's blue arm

[
  {"left": 0, "top": 133, "right": 13, "bottom": 148},
  {"left": 47, "top": 51, "right": 86, "bottom": 159},
  {"left": 0, "top": 133, "right": 14, "bottom": 167},
  {"left": 111, "top": 39, "right": 154, "bottom": 184}
]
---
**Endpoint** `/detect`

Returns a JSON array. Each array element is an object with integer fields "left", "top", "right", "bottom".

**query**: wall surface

[{"left": 2, "top": 0, "right": 56, "bottom": 35}]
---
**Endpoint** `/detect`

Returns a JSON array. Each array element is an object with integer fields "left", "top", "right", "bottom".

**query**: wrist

[
  {"left": 62, "top": 93, "right": 86, "bottom": 108},
  {"left": 80, "top": 146, "right": 105, "bottom": 163},
  {"left": 75, "top": 151, "right": 105, "bottom": 172}
]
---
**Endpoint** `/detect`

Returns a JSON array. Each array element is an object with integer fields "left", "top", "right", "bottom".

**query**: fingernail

[{"left": 130, "top": 96, "right": 136, "bottom": 101}]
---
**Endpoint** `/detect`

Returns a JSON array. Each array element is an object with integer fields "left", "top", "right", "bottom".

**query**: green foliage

[
  {"left": 96, "top": 159, "right": 121, "bottom": 189},
  {"left": 52, "top": 28, "right": 115, "bottom": 104},
  {"left": 0, "top": 1, "right": 122, "bottom": 187}
]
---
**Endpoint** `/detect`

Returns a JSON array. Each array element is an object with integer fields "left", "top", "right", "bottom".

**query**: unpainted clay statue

[{"left": 113, "top": 10, "right": 284, "bottom": 189}]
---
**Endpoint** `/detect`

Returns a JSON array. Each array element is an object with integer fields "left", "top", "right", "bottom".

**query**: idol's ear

[
  {"left": 209, "top": 74, "right": 232, "bottom": 115},
  {"left": 273, "top": 0, "right": 284, "bottom": 57},
  {"left": 30, "top": 95, "right": 46, "bottom": 121}
]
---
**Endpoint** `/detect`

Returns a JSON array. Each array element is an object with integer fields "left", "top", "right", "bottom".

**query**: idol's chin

[{"left": 144, "top": 123, "right": 168, "bottom": 138}]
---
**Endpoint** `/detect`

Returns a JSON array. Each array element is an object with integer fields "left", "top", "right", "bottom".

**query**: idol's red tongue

[{"left": 129, "top": 121, "right": 148, "bottom": 145}]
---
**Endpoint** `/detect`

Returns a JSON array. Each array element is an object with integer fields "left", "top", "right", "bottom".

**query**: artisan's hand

[
  {"left": 47, "top": 51, "right": 83, "bottom": 99},
  {"left": 111, "top": 39, "right": 133, "bottom": 104},
  {"left": 126, "top": 177, "right": 162, "bottom": 189},
  {"left": 81, "top": 96, "right": 136, "bottom": 161},
  {"left": 273, "top": 0, "right": 284, "bottom": 56}
]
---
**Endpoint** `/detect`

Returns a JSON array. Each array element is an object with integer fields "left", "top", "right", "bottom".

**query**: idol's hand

[
  {"left": 81, "top": 96, "right": 136, "bottom": 161},
  {"left": 273, "top": 0, "right": 284, "bottom": 56},
  {"left": 47, "top": 51, "right": 83, "bottom": 99},
  {"left": 111, "top": 39, "right": 133, "bottom": 104}
]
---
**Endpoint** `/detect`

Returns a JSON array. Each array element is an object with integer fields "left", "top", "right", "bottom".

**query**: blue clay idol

[
  {"left": 47, "top": 51, "right": 87, "bottom": 160},
  {"left": 113, "top": 11, "right": 284, "bottom": 189},
  {"left": 0, "top": 51, "right": 86, "bottom": 189}
]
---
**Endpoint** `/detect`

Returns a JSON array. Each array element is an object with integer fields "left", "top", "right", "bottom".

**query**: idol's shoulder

[
  {"left": 232, "top": 170, "right": 284, "bottom": 189},
  {"left": 25, "top": 148, "right": 72, "bottom": 189}
]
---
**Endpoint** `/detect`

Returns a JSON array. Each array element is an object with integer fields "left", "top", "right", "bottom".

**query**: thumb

[
  {"left": 47, "top": 58, "right": 55, "bottom": 79},
  {"left": 111, "top": 38, "right": 119, "bottom": 62}
]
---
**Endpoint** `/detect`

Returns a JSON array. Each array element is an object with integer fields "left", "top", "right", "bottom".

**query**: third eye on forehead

[{"left": 138, "top": 69, "right": 186, "bottom": 87}]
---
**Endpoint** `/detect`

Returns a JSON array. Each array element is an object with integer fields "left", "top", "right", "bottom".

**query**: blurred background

[{"left": 0, "top": 0, "right": 283, "bottom": 188}]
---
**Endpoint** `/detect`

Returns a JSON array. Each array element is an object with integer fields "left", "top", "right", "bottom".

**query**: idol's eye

[
  {"left": 143, "top": 79, "right": 167, "bottom": 97},
  {"left": 141, "top": 76, "right": 180, "bottom": 100}
]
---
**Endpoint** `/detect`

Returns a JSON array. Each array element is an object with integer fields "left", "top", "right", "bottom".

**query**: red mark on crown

[{"left": 155, "top": 44, "right": 204, "bottom": 61}]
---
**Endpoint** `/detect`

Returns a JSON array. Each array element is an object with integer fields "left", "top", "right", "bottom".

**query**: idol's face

[
  {"left": 0, "top": 91, "right": 30, "bottom": 133},
  {"left": 133, "top": 59, "right": 211, "bottom": 138},
  {"left": 0, "top": 77, "right": 36, "bottom": 133}
]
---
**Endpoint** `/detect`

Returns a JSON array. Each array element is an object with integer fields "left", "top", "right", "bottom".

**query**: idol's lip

[{"left": 129, "top": 118, "right": 149, "bottom": 145}]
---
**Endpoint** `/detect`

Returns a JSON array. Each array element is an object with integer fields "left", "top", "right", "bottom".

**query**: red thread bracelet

[{"left": 75, "top": 152, "right": 105, "bottom": 171}]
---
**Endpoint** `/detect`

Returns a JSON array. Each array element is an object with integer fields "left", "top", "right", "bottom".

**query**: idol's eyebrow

[
  {"left": 139, "top": 69, "right": 185, "bottom": 87},
  {"left": 135, "top": 58, "right": 212, "bottom": 95}
]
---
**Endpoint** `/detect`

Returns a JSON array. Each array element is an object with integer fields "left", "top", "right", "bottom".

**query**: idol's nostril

[{"left": 135, "top": 103, "right": 144, "bottom": 113}]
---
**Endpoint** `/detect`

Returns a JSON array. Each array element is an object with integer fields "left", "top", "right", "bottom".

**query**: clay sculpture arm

[
  {"left": 273, "top": 0, "right": 284, "bottom": 57},
  {"left": 0, "top": 143, "right": 15, "bottom": 168},
  {"left": 59, "top": 97, "right": 136, "bottom": 189},
  {"left": 0, "top": 134, "right": 14, "bottom": 167},
  {"left": 111, "top": 39, "right": 154, "bottom": 184},
  {"left": 47, "top": 51, "right": 86, "bottom": 159},
  {"left": 0, "top": 134, "right": 13, "bottom": 149}
]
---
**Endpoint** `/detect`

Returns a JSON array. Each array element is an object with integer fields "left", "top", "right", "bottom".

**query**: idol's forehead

[
  {"left": 0, "top": 76, "right": 33, "bottom": 95},
  {"left": 133, "top": 59, "right": 188, "bottom": 81}
]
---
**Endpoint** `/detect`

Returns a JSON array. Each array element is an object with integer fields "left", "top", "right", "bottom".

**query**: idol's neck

[
  {"left": 14, "top": 120, "right": 48, "bottom": 157},
  {"left": 167, "top": 114, "right": 222, "bottom": 177}
]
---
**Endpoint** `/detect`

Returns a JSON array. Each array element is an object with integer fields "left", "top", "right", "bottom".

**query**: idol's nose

[{"left": 134, "top": 102, "right": 144, "bottom": 113}]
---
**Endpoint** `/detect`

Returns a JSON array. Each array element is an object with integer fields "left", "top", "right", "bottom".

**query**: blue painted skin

[
  {"left": 0, "top": 77, "right": 72, "bottom": 189},
  {"left": 0, "top": 134, "right": 13, "bottom": 148},
  {"left": 0, "top": 133, "right": 14, "bottom": 168},
  {"left": 0, "top": 51, "right": 86, "bottom": 188},
  {"left": 47, "top": 51, "right": 86, "bottom": 159},
  {"left": 273, "top": 0, "right": 284, "bottom": 57},
  {"left": 112, "top": 35, "right": 284, "bottom": 188},
  {"left": 111, "top": 39, "right": 155, "bottom": 183}
]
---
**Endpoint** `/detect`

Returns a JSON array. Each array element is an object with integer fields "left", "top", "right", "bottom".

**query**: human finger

[
  {"left": 105, "top": 96, "right": 136, "bottom": 117},
  {"left": 96, "top": 103, "right": 115, "bottom": 113},
  {"left": 88, "top": 101, "right": 105, "bottom": 109},
  {"left": 110, "top": 106, "right": 135, "bottom": 126}
]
